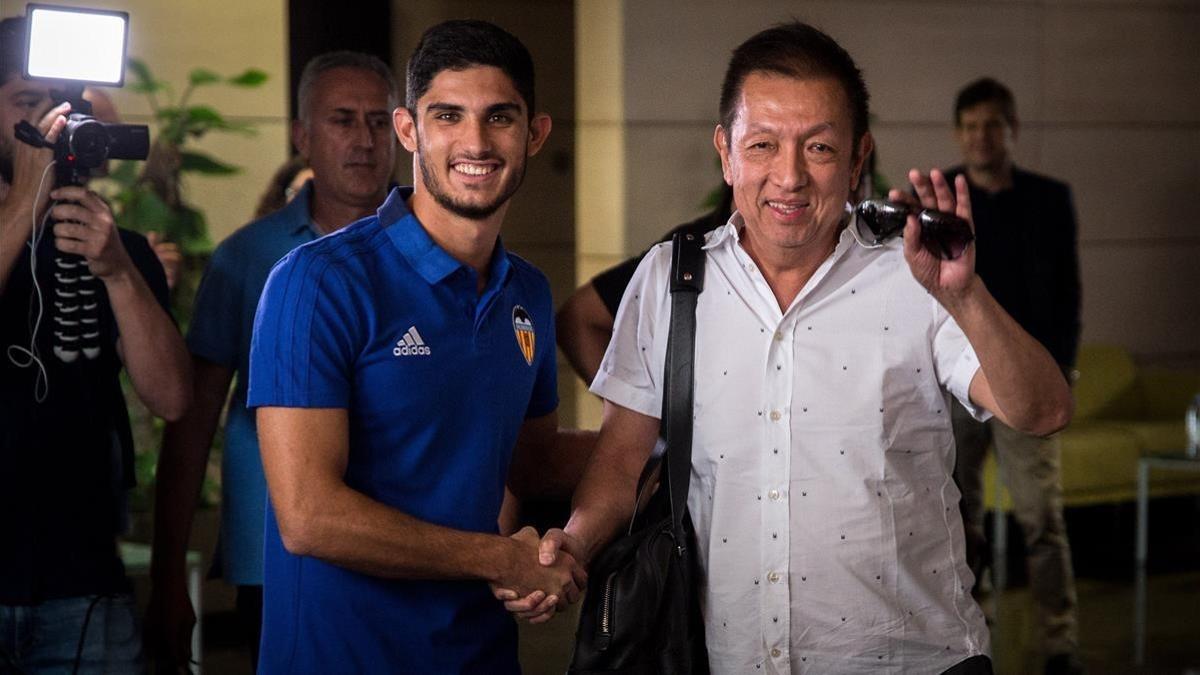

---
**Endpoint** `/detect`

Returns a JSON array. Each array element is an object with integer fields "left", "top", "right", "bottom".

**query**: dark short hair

[
  {"left": 954, "top": 77, "right": 1017, "bottom": 127},
  {"left": 719, "top": 21, "right": 870, "bottom": 147},
  {"left": 405, "top": 19, "right": 535, "bottom": 116},
  {"left": 0, "top": 17, "right": 27, "bottom": 86},
  {"left": 297, "top": 51, "right": 398, "bottom": 124}
]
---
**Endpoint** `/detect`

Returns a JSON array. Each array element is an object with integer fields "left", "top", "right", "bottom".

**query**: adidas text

[{"left": 393, "top": 344, "right": 431, "bottom": 356}]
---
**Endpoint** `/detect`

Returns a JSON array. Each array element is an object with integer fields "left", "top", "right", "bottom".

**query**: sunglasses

[{"left": 854, "top": 199, "right": 975, "bottom": 260}]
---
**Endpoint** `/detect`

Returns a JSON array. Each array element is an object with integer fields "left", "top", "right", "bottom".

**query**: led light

[{"left": 25, "top": 5, "right": 128, "bottom": 85}]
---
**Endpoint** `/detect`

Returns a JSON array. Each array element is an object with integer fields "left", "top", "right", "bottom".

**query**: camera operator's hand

[
  {"left": 48, "top": 186, "right": 136, "bottom": 280},
  {"left": 0, "top": 102, "right": 69, "bottom": 294},
  {"left": 5, "top": 101, "right": 69, "bottom": 218},
  {"left": 49, "top": 191, "right": 193, "bottom": 422},
  {"left": 147, "top": 230, "right": 182, "bottom": 291}
]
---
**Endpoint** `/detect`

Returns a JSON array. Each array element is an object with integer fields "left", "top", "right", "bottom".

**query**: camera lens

[{"left": 66, "top": 117, "right": 110, "bottom": 167}]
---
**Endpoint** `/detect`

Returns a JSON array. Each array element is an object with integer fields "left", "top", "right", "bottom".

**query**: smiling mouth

[
  {"left": 452, "top": 163, "right": 499, "bottom": 177},
  {"left": 766, "top": 200, "right": 808, "bottom": 215}
]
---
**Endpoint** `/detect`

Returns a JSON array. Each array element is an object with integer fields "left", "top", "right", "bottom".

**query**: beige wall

[
  {"left": 11, "top": 0, "right": 1193, "bottom": 428},
  {"left": 579, "top": 0, "right": 1200, "bottom": 384},
  {"left": 0, "top": 0, "right": 290, "bottom": 243}
]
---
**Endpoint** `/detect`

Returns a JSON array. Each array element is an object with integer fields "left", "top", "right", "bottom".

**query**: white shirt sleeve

[
  {"left": 931, "top": 297, "right": 991, "bottom": 422},
  {"left": 589, "top": 243, "right": 674, "bottom": 419}
]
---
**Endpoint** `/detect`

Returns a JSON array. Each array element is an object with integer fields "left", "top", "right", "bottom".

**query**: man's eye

[
  {"left": 489, "top": 114, "right": 512, "bottom": 124},
  {"left": 748, "top": 141, "right": 772, "bottom": 151},
  {"left": 435, "top": 112, "right": 459, "bottom": 122},
  {"left": 810, "top": 143, "right": 832, "bottom": 153},
  {"left": 333, "top": 118, "right": 353, "bottom": 126}
]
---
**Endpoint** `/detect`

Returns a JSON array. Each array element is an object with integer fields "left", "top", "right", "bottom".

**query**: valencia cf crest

[{"left": 512, "top": 305, "right": 536, "bottom": 366}]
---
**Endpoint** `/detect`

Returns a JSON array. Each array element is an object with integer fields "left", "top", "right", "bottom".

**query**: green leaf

[
  {"left": 119, "top": 188, "right": 174, "bottom": 234},
  {"left": 126, "top": 57, "right": 162, "bottom": 94},
  {"left": 179, "top": 151, "right": 240, "bottom": 175},
  {"left": 154, "top": 109, "right": 187, "bottom": 145},
  {"left": 173, "top": 106, "right": 256, "bottom": 139},
  {"left": 188, "top": 68, "right": 221, "bottom": 86},
  {"left": 227, "top": 69, "right": 268, "bottom": 87},
  {"left": 184, "top": 105, "right": 227, "bottom": 127}
]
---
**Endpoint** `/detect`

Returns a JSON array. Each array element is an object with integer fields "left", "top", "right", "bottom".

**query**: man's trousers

[{"left": 952, "top": 401, "right": 1079, "bottom": 657}]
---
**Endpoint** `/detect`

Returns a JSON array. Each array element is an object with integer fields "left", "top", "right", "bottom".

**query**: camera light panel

[{"left": 26, "top": 6, "right": 128, "bottom": 86}]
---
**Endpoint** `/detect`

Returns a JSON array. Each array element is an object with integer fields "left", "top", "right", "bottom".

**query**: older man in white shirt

[{"left": 516, "top": 21, "right": 1072, "bottom": 675}]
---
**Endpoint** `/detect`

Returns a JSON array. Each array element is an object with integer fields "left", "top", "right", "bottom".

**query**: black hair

[
  {"left": 954, "top": 77, "right": 1017, "bottom": 127},
  {"left": 405, "top": 19, "right": 535, "bottom": 116},
  {"left": 0, "top": 17, "right": 27, "bottom": 87},
  {"left": 719, "top": 21, "right": 870, "bottom": 146}
]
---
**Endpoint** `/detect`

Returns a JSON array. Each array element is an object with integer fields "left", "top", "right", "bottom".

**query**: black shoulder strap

[{"left": 661, "top": 231, "right": 705, "bottom": 547}]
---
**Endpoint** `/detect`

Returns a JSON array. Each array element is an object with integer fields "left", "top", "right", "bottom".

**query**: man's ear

[
  {"left": 526, "top": 112, "right": 552, "bottom": 157},
  {"left": 850, "top": 131, "right": 874, "bottom": 190},
  {"left": 713, "top": 125, "right": 733, "bottom": 186},
  {"left": 292, "top": 119, "right": 309, "bottom": 160},
  {"left": 394, "top": 106, "right": 418, "bottom": 153}
]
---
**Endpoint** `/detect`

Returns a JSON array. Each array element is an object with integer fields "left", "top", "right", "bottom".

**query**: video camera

[
  {"left": 17, "top": 110, "right": 149, "bottom": 184},
  {"left": 12, "top": 4, "right": 149, "bottom": 363},
  {"left": 15, "top": 4, "right": 149, "bottom": 186}
]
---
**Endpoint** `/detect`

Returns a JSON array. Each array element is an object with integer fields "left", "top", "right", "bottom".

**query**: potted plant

[{"left": 93, "top": 58, "right": 268, "bottom": 513}]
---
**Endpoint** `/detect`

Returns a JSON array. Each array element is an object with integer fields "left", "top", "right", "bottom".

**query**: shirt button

[
  {"left": 771, "top": 648, "right": 782, "bottom": 658},
  {"left": 768, "top": 489, "right": 780, "bottom": 501},
  {"left": 770, "top": 410, "right": 782, "bottom": 421},
  {"left": 768, "top": 571, "right": 781, "bottom": 583},
  {"left": 774, "top": 331, "right": 783, "bottom": 341}
]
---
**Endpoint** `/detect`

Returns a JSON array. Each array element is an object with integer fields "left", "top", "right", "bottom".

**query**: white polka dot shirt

[{"left": 591, "top": 213, "right": 991, "bottom": 674}]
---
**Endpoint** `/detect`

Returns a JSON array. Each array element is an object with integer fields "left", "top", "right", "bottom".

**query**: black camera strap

[{"left": 660, "top": 231, "right": 705, "bottom": 547}]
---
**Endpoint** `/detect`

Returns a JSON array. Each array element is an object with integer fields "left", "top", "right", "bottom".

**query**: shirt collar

[
  {"left": 378, "top": 186, "right": 513, "bottom": 288},
  {"left": 284, "top": 180, "right": 319, "bottom": 236},
  {"left": 705, "top": 212, "right": 740, "bottom": 249}
]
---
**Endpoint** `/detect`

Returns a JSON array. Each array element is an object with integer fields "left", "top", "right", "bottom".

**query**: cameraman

[{"left": 0, "top": 15, "right": 191, "bottom": 673}]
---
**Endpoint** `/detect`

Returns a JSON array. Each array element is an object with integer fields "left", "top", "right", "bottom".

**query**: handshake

[{"left": 490, "top": 526, "right": 588, "bottom": 624}]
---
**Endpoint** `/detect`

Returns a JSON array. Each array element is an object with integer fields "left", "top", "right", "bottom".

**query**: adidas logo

[{"left": 393, "top": 326, "right": 431, "bottom": 357}]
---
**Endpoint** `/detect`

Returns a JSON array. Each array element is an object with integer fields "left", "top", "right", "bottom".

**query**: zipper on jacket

[{"left": 597, "top": 572, "right": 616, "bottom": 650}]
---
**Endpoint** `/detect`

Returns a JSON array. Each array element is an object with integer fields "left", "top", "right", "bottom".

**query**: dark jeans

[
  {"left": 237, "top": 585, "right": 263, "bottom": 673},
  {"left": 0, "top": 594, "right": 144, "bottom": 674}
]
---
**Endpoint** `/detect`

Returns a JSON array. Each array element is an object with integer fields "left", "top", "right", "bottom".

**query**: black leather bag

[{"left": 568, "top": 232, "right": 709, "bottom": 675}]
